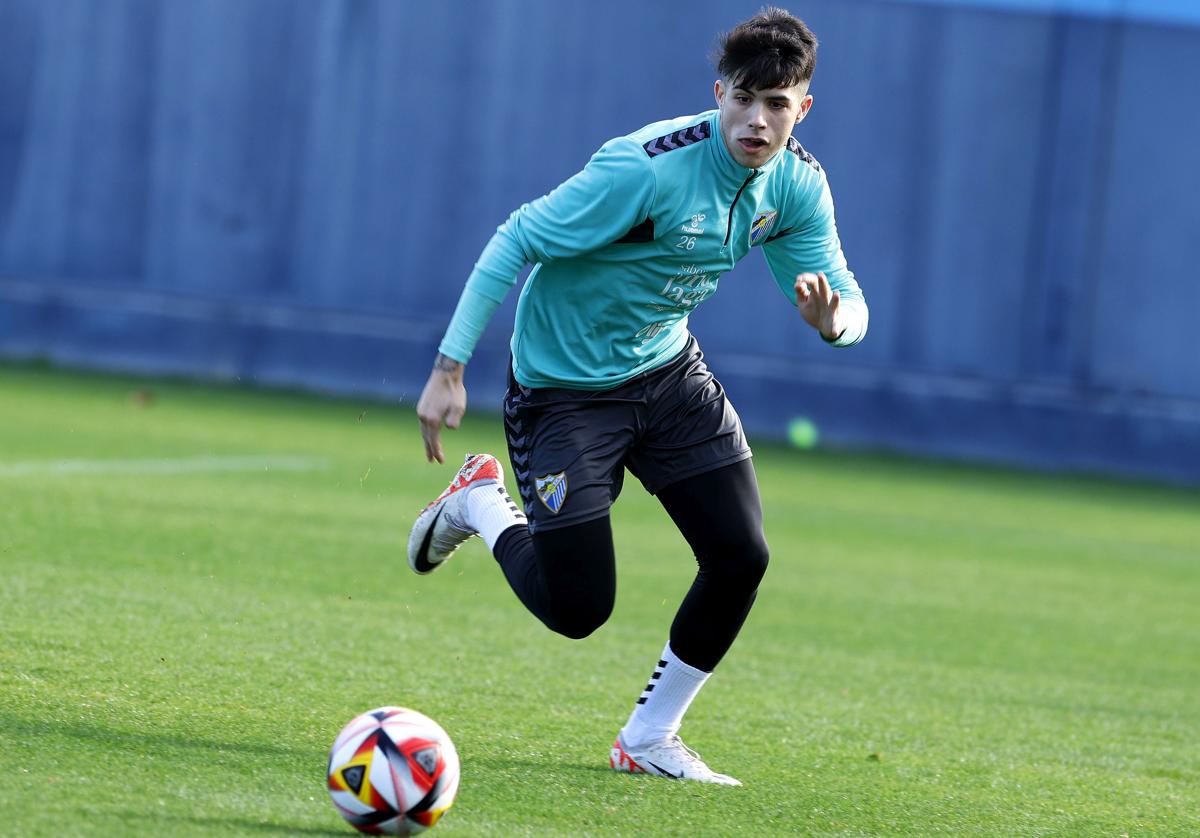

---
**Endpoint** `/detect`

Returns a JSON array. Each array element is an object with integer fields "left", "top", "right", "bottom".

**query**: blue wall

[
  {"left": 1, "top": 0, "right": 1198, "bottom": 483},
  {"left": 881, "top": 0, "right": 1200, "bottom": 27}
]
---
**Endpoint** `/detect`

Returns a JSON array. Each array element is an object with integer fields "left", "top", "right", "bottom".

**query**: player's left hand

[{"left": 795, "top": 272, "right": 843, "bottom": 342}]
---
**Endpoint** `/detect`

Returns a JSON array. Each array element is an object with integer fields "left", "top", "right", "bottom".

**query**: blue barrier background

[{"left": 1, "top": 0, "right": 1198, "bottom": 483}]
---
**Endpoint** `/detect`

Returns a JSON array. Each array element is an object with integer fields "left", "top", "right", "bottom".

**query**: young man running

[{"left": 409, "top": 7, "right": 867, "bottom": 785}]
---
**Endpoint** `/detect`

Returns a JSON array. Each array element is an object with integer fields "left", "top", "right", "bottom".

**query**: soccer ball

[{"left": 327, "top": 706, "right": 461, "bottom": 835}]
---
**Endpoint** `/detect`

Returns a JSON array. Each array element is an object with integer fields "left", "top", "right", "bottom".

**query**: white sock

[
  {"left": 465, "top": 481, "right": 527, "bottom": 550},
  {"left": 620, "top": 642, "right": 710, "bottom": 748}
]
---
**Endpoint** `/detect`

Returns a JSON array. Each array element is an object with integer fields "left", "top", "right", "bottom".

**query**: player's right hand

[
  {"left": 416, "top": 357, "right": 467, "bottom": 464},
  {"left": 795, "top": 271, "right": 843, "bottom": 342}
]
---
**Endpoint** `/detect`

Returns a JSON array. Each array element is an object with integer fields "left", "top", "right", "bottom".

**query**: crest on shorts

[
  {"left": 749, "top": 210, "right": 778, "bottom": 246},
  {"left": 535, "top": 472, "right": 568, "bottom": 514}
]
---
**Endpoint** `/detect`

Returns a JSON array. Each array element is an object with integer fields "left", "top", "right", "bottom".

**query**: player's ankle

[
  {"left": 466, "top": 481, "right": 527, "bottom": 549},
  {"left": 619, "top": 724, "right": 665, "bottom": 750}
]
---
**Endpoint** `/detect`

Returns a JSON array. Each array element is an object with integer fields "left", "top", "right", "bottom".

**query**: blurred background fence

[{"left": 1, "top": 0, "right": 1198, "bottom": 483}]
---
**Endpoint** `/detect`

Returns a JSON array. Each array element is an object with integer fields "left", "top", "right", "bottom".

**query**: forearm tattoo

[{"left": 433, "top": 353, "right": 463, "bottom": 373}]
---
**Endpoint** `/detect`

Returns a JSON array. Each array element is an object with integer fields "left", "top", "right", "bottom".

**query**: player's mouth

[{"left": 738, "top": 137, "right": 770, "bottom": 154}]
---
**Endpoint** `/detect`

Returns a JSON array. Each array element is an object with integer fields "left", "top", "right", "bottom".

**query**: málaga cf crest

[
  {"left": 535, "top": 472, "right": 568, "bottom": 514},
  {"left": 749, "top": 210, "right": 778, "bottom": 245}
]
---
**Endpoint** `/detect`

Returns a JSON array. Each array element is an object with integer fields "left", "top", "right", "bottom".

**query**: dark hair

[{"left": 715, "top": 7, "right": 818, "bottom": 91}]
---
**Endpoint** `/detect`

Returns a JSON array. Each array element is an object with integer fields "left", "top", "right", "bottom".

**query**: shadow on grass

[{"left": 4, "top": 710, "right": 318, "bottom": 761}]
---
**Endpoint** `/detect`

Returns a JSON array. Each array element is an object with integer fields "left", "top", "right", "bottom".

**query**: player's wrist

[{"left": 433, "top": 353, "right": 466, "bottom": 378}]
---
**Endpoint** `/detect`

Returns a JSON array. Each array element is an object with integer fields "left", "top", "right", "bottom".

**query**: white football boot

[
  {"left": 610, "top": 733, "right": 742, "bottom": 786},
  {"left": 407, "top": 453, "right": 503, "bottom": 574}
]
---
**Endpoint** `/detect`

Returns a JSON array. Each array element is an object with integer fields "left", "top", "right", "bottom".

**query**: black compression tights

[{"left": 492, "top": 459, "right": 769, "bottom": 672}]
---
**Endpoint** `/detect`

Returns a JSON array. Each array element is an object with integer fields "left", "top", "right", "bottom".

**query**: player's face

[{"left": 714, "top": 79, "right": 813, "bottom": 169}]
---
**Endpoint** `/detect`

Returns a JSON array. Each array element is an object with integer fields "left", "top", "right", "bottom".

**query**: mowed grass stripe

[{"left": 0, "top": 363, "right": 1197, "bottom": 836}]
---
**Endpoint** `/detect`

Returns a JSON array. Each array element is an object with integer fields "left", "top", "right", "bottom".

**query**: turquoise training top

[{"left": 439, "top": 109, "right": 867, "bottom": 390}]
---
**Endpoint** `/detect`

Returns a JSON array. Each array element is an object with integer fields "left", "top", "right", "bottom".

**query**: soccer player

[{"left": 408, "top": 7, "right": 867, "bottom": 785}]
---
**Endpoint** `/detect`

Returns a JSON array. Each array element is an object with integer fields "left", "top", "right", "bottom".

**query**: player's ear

[
  {"left": 714, "top": 79, "right": 724, "bottom": 109},
  {"left": 796, "top": 94, "right": 814, "bottom": 124}
]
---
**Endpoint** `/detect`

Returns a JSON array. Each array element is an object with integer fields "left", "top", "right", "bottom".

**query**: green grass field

[{"left": 1, "top": 364, "right": 1197, "bottom": 836}]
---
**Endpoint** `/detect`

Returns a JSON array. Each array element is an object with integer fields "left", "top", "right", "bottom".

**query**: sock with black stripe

[
  {"left": 465, "top": 481, "right": 527, "bottom": 550},
  {"left": 620, "top": 642, "right": 710, "bottom": 748}
]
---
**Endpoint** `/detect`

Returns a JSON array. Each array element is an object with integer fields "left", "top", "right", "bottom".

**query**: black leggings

[{"left": 492, "top": 459, "right": 769, "bottom": 672}]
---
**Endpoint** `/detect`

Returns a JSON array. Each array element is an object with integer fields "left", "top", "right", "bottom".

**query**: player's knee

[
  {"left": 705, "top": 533, "right": 769, "bottom": 591},
  {"left": 736, "top": 536, "right": 770, "bottom": 588},
  {"left": 548, "top": 596, "right": 613, "bottom": 640},
  {"left": 746, "top": 537, "right": 770, "bottom": 582}
]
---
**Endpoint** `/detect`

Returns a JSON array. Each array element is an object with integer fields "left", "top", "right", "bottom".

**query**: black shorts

[{"left": 503, "top": 335, "right": 752, "bottom": 533}]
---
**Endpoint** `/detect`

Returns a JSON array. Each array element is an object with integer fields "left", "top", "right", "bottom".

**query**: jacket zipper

[{"left": 723, "top": 171, "right": 758, "bottom": 249}]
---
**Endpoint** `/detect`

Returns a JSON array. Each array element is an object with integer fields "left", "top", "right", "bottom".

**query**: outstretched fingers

[
  {"left": 815, "top": 272, "right": 832, "bottom": 301},
  {"left": 794, "top": 272, "right": 816, "bottom": 304}
]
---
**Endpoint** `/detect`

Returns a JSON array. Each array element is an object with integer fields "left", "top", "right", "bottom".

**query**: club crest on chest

[{"left": 749, "top": 210, "right": 778, "bottom": 245}]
